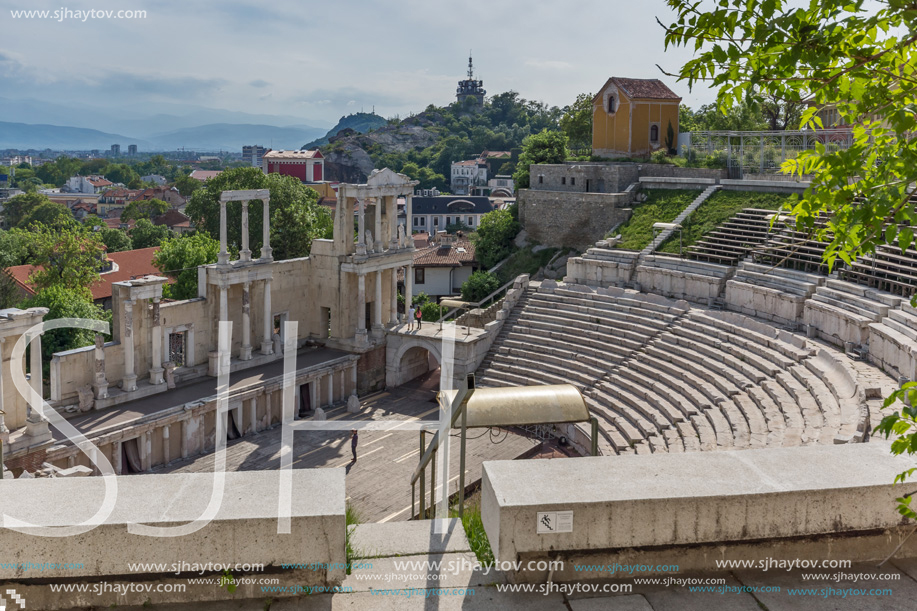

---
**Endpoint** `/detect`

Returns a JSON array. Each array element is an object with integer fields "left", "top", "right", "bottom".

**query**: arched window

[
  {"left": 650, "top": 124, "right": 659, "bottom": 143},
  {"left": 607, "top": 96, "right": 616, "bottom": 113}
]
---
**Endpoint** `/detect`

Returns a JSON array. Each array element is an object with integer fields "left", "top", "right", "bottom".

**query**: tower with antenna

[{"left": 456, "top": 51, "right": 486, "bottom": 106}]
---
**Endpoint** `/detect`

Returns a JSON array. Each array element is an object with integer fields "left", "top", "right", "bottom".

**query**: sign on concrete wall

[{"left": 537, "top": 511, "right": 573, "bottom": 534}]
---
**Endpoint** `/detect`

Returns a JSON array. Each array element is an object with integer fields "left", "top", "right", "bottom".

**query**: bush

[
  {"left": 461, "top": 271, "right": 500, "bottom": 302},
  {"left": 471, "top": 209, "right": 519, "bottom": 269},
  {"left": 420, "top": 301, "right": 447, "bottom": 322}
]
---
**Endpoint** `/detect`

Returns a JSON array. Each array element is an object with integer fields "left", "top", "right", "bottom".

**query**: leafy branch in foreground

[{"left": 661, "top": 0, "right": 917, "bottom": 508}]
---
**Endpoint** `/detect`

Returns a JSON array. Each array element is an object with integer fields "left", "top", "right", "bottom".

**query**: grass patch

[
  {"left": 612, "top": 189, "right": 702, "bottom": 251},
  {"left": 451, "top": 497, "right": 494, "bottom": 567},
  {"left": 657, "top": 190, "right": 793, "bottom": 254},
  {"left": 345, "top": 502, "right": 363, "bottom": 573},
  {"left": 494, "top": 245, "right": 561, "bottom": 285}
]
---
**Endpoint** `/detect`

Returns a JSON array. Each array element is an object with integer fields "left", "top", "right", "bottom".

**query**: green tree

[
  {"left": 0, "top": 270, "right": 20, "bottom": 309},
  {"left": 129, "top": 218, "right": 173, "bottom": 249},
  {"left": 471, "top": 208, "right": 520, "bottom": 269},
  {"left": 28, "top": 226, "right": 105, "bottom": 295},
  {"left": 22, "top": 285, "right": 110, "bottom": 367},
  {"left": 663, "top": 0, "right": 917, "bottom": 517},
  {"left": 460, "top": 271, "right": 500, "bottom": 302},
  {"left": 100, "top": 227, "right": 132, "bottom": 252},
  {"left": 186, "top": 167, "right": 332, "bottom": 261},
  {"left": 104, "top": 163, "right": 139, "bottom": 185},
  {"left": 20, "top": 201, "right": 75, "bottom": 231},
  {"left": 0, "top": 228, "right": 33, "bottom": 268},
  {"left": 560, "top": 92, "right": 593, "bottom": 155},
  {"left": 174, "top": 173, "right": 202, "bottom": 197},
  {"left": 420, "top": 300, "right": 447, "bottom": 322},
  {"left": 665, "top": 120, "right": 676, "bottom": 155},
  {"left": 2, "top": 192, "right": 51, "bottom": 227},
  {"left": 153, "top": 233, "right": 220, "bottom": 300},
  {"left": 512, "top": 130, "right": 568, "bottom": 189},
  {"left": 121, "top": 198, "right": 170, "bottom": 222}
]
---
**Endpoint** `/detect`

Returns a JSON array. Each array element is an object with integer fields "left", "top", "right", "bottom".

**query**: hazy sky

[{"left": 1, "top": 0, "right": 719, "bottom": 126}]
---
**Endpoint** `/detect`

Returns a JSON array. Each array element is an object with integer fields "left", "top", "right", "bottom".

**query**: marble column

[
  {"left": 261, "top": 279, "right": 273, "bottom": 355},
  {"left": 0, "top": 337, "right": 7, "bottom": 436},
  {"left": 372, "top": 270, "right": 383, "bottom": 337},
  {"left": 114, "top": 441, "right": 123, "bottom": 475},
  {"left": 357, "top": 197, "right": 367, "bottom": 255},
  {"left": 374, "top": 197, "right": 383, "bottom": 252},
  {"left": 92, "top": 334, "right": 109, "bottom": 399},
  {"left": 163, "top": 425, "right": 171, "bottom": 464},
  {"left": 29, "top": 329, "right": 42, "bottom": 405},
  {"left": 389, "top": 195, "right": 399, "bottom": 250},
  {"left": 390, "top": 267, "right": 398, "bottom": 326},
  {"left": 180, "top": 418, "right": 189, "bottom": 459},
  {"left": 356, "top": 273, "right": 367, "bottom": 341},
  {"left": 340, "top": 368, "right": 345, "bottom": 399},
  {"left": 351, "top": 362, "right": 358, "bottom": 395},
  {"left": 327, "top": 372, "right": 334, "bottom": 406},
  {"left": 150, "top": 297, "right": 164, "bottom": 385},
  {"left": 122, "top": 299, "right": 137, "bottom": 392},
  {"left": 249, "top": 397, "right": 257, "bottom": 434},
  {"left": 240, "top": 200, "right": 251, "bottom": 261},
  {"left": 218, "top": 201, "right": 229, "bottom": 265},
  {"left": 219, "top": 286, "right": 228, "bottom": 323},
  {"left": 405, "top": 264, "right": 414, "bottom": 314},
  {"left": 261, "top": 196, "right": 273, "bottom": 261},
  {"left": 406, "top": 194, "right": 413, "bottom": 243},
  {"left": 240, "top": 282, "right": 252, "bottom": 360}
]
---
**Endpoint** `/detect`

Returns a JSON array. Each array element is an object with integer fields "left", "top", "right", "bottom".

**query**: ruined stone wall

[
  {"left": 638, "top": 165, "right": 726, "bottom": 180},
  {"left": 518, "top": 189, "right": 632, "bottom": 250},
  {"left": 357, "top": 345, "right": 387, "bottom": 394},
  {"left": 528, "top": 163, "right": 639, "bottom": 194}
]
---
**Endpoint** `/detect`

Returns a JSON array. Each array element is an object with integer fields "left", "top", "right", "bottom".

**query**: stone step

[
  {"left": 689, "top": 310, "right": 810, "bottom": 362},
  {"left": 639, "top": 346, "right": 732, "bottom": 406},
  {"left": 675, "top": 421, "right": 699, "bottom": 452},
  {"left": 627, "top": 359, "right": 712, "bottom": 412},
  {"left": 511, "top": 315, "right": 646, "bottom": 351},
  {"left": 524, "top": 300, "right": 673, "bottom": 331},
  {"left": 815, "top": 286, "right": 890, "bottom": 318},
  {"left": 746, "top": 386, "right": 787, "bottom": 447},
  {"left": 824, "top": 278, "right": 904, "bottom": 308},
  {"left": 702, "top": 405, "right": 737, "bottom": 449},
  {"left": 885, "top": 310, "right": 917, "bottom": 342},
  {"left": 487, "top": 352, "right": 600, "bottom": 388},
  {"left": 535, "top": 290, "right": 681, "bottom": 321},
  {"left": 608, "top": 369, "right": 688, "bottom": 424},
  {"left": 500, "top": 337, "right": 619, "bottom": 374},
  {"left": 690, "top": 413, "right": 719, "bottom": 450},
  {"left": 503, "top": 327, "right": 634, "bottom": 360},
  {"left": 649, "top": 338, "right": 745, "bottom": 397},
  {"left": 585, "top": 389, "right": 656, "bottom": 443}
]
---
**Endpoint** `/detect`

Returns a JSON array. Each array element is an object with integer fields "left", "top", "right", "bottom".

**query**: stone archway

[{"left": 387, "top": 337, "right": 443, "bottom": 387}]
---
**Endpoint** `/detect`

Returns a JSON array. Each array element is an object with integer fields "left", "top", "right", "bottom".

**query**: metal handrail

[
  {"left": 410, "top": 384, "right": 473, "bottom": 486},
  {"left": 435, "top": 276, "right": 517, "bottom": 329}
]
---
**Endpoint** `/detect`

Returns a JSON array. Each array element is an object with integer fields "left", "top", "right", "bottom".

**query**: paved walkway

[
  {"left": 157, "top": 370, "right": 539, "bottom": 522},
  {"left": 53, "top": 348, "right": 347, "bottom": 442}
]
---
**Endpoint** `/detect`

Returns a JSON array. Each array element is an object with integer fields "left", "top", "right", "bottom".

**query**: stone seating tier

[{"left": 476, "top": 281, "right": 869, "bottom": 456}]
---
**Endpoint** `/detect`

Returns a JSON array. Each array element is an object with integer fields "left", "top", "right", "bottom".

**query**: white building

[
  {"left": 65, "top": 175, "right": 113, "bottom": 194},
  {"left": 412, "top": 232, "right": 478, "bottom": 299},
  {"left": 404, "top": 195, "right": 495, "bottom": 234},
  {"left": 487, "top": 175, "right": 514, "bottom": 197},
  {"left": 141, "top": 174, "right": 167, "bottom": 186},
  {"left": 450, "top": 159, "right": 487, "bottom": 196}
]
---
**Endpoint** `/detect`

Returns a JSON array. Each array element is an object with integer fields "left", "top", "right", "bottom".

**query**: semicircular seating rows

[{"left": 476, "top": 282, "right": 868, "bottom": 456}]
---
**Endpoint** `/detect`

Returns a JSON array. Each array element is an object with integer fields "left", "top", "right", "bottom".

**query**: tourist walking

[
  {"left": 408, "top": 306, "right": 416, "bottom": 330},
  {"left": 351, "top": 429, "right": 358, "bottom": 462},
  {"left": 416, "top": 307, "right": 423, "bottom": 330}
]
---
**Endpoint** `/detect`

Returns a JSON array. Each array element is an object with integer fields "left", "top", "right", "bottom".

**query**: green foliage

[
  {"left": 461, "top": 271, "right": 500, "bottom": 302},
  {"left": 186, "top": 167, "right": 332, "bottom": 260},
  {"left": 0, "top": 228, "right": 33, "bottom": 268},
  {"left": 121, "top": 198, "right": 169, "bottom": 222},
  {"left": 28, "top": 226, "right": 105, "bottom": 295},
  {"left": 20, "top": 201, "right": 75, "bottom": 231},
  {"left": 658, "top": 191, "right": 792, "bottom": 254},
  {"left": 560, "top": 92, "right": 593, "bottom": 155},
  {"left": 99, "top": 228, "right": 133, "bottom": 253},
  {"left": 412, "top": 292, "right": 430, "bottom": 307},
  {"left": 420, "top": 301, "right": 447, "bottom": 322},
  {"left": 471, "top": 208, "right": 520, "bottom": 269},
  {"left": 174, "top": 173, "right": 202, "bottom": 197},
  {"left": 153, "top": 233, "right": 220, "bottom": 300},
  {"left": 612, "top": 189, "right": 701, "bottom": 251},
  {"left": 493, "top": 245, "right": 560, "bottom": 286},
  {"left": 2, "top": 192, "right": 52, "bottom": 228},
  {"left": 22, "top": 285, "right": 111, "bottom": 364},
  {"left": 129, "top": 218, "right": 173, "bottom": 249},
  {"left": 444, "top": 221, "right": 472, "bottom": 234},
  {"left": 451, "top": 501, "right": 494, "bottom": 567},
  {"left": 665, "top": 0, "right": 917, "bottom": 509},
  {"left": 0, "top": 271, "right": 20, "bottom": 309},
  {"left": 513, "top": 129, "right": 568, "bottom": 189},
  {"left": 345, "top": 502, "right": 362, "bottom": 574},
  {"left": 875, "top": 384, "right": 917, "bottom": 520},
  {"left": 665, "top": 121, "right": 676, "bottom": 155}
]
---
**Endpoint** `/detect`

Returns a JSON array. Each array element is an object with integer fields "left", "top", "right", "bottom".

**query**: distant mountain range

[{"left": 0, "top": 97, "right": 330, "bottom": 152}]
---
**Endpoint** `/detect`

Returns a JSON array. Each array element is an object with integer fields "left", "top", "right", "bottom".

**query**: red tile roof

[
  {"left": 189, "top": 170, "right": 223, "bottom": 181},
  {"left": 5, "top": 247, "right": 168, "bottom": 302},
  {"left": 152, "top": 209, "right": 191, "bottom": 229},
  {"left": 596, "top": 77, "right": 681, "bottom": 101},
  {"left": 413, "top": 238, "right": 476, "bottom": 267}
]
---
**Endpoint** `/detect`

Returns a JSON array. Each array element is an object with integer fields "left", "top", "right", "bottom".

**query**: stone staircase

[{"left": 640, "top": 185, "right": 722, "bottom": 257}]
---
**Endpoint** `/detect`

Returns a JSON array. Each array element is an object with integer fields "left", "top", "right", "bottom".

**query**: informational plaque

[{"left": 536, "top": 511, "right": 573, "bottom": 534}]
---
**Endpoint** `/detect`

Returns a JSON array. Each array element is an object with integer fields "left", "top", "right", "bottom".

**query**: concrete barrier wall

[
  {"left": 0, "top": 469, "right": 346, "bottom": 609},
  {"left": 482, "top": 444, "right": 912, "bottom": 580}
]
